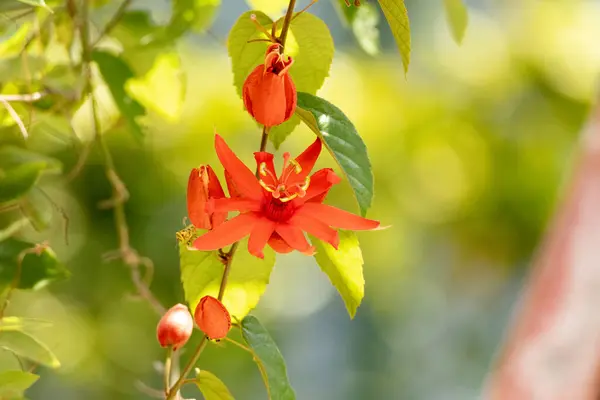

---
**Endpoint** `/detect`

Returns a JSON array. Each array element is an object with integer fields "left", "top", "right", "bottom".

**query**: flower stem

[
  {"left": 278, "top": 0, "right": 297, "bottom": 49},
  {"left": 163, "top": 347, "right": 173, "bottom": 394},
  {"left": 165, "top": 337, "right": 208, "bottom": 400}
]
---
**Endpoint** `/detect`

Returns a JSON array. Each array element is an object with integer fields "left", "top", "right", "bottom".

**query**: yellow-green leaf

[
  {"left": 444, "top": 0, "right": 468, "bottom": 44},
  {"left": 179, "top": 238, "right": 275, "bottom": 320},
  {"left": 246, "top": 0, "right": 287, "bottom": 18},
  {"left": 0, "top": 370, "right": 39, "bottom": 397},
  {"left": 195, "top": 370, "right": 234, "bottom": 400},
  {"left": 126, "top": 53, "right": 185, "bottom": 122},
  {"left": 377, "top": 0, "right": 410, "bottom": 74},
  {"left": 0, "top": 317, "right": 52, "bottom": 332},
  {"left": 310, "top": 231, "right": 364, "bottom": 318},
  {"left": 333, "top": 0, "right": 380, "bottom": 56},
  {"left": 0, "top": 330, "right": 60, "bottom": 368}
]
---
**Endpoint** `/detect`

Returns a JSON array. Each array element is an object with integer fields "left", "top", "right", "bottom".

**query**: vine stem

[
  {"left": 163, "top": 347, "right": 173, "bottom": 395},
  {"left": 77, "top": 0, "right": 164, "bottom": 316},
  {"left": 278, "top": 0, "right": 297, "bottom": 49}
]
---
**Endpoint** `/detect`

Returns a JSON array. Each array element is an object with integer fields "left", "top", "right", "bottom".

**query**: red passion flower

[
  {"left": 192, "top": 135, "right": 380, "bottom": 258},
  {"left": 242, "top": 43, "right": 297, "bottom": 127}
]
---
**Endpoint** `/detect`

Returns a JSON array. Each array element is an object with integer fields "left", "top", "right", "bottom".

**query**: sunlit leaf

[
  {"left": 444, "top": 0, "right": 468, "bottom": 44},
  {"left": 0, "top": 317, "right": 52, "bottom": 332},
  {"left": 0, "top": 56, "right": 46, "bottom": 85},
  {"left": 0, "top": 163, "right": 46, "bottom": 204},
  {"left": 333, "top": 0, "right": 380, "bottom": 56},
  {"left": 377, "top": 0, "right": 410, "bottom": 74},
  {"left": 0, "top": 370, "right": 38, "bottom": 397},
  {"left": 16, "top": 0, "right": 52, "bottom": 12},
  {"left": 310, "top": 231, "right": 364, "bottom": 318},
  {"left": 92, "top": 51, "right": 146, "bottom": 141},
  {"left": 246, "top": 0, "right": 287, "bottom": 18},
  {"left": 0, "top": 238, "right": 70, "bottom": 292},
  {"left": 126, "top": 53, "right": 185, "bottom": 122},
  {"left": 195, "top": 370, "right": 234, "bottom": 400},
  {"left": 295, "top": 92, "right": 374, "bottom": 216},
  {"left": 0, "top": 330, "right": 59, "bottom": 368},
  {"left": 228, "top": 11, "right": 334, "bottom": 147},
  {"left": 179, "top": 237, "right": 275, "bottom": 320},
  {"left": 241, "top": 315, "right": 295, "bottom": 400}
]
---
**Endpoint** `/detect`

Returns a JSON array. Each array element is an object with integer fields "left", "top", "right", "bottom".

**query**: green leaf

[
  {"left": 228, "top": 11, "right": 334, "bottom": 147},
  {"left": 0, "top": 370, "right": 39, "bottom": 397},
  {"left": 0, "top": 317, "right": 52, "bottom": 332},
  {"left": 310, "top": 231, "right": 364, "bottom": 318},
  {"left": 0, "top": 146, "right": 62, "bottom": 174},
  {"left": 0, "top": 238, "right": 70, "bottom": 292},
  {"left": 126, "top": 53, "right": 185, "bottom": 122},
  {"left": 195, "top": 370, "right": 234, "bottom": 400},
  {"left": 377, "top": 0, "right": 410, "bottom": 74},
  {"left": 165, "top": 0, "right": 221, "bottom": 38},
  {"left": 179, "top": 238, "right": 275, "bottom": 320},
  {"left": 0, "top": 330, "right": 60, "bottom": 368},
  {"left": 16, "top": 0, "right": 52, "bottom": 12},
  {"left": 241, "top": 315, "right": 295, "bottom": 400},
  {"left": 92, "top": 51, "right": 146, "bottom": 141},
  {"left": 19, "top": 190, "right": 52, "bottom": 232},
  {"left": 333, "top": 0, "right": 380, "bottom": 56},
  {"left": 295, "top": 92, "right": 374, "bottom": 216},
  {"left": 444, "top": 0, "right": 468, "bottom": 44},
  {"left": 0, "top": 163, "right": 46, "bottom": 204},
  {"left": 246, "top": 0, "right": 288, "bottom": 18},
  {"left": 0, "top": 218, "right": 28, "bottom": 243}
]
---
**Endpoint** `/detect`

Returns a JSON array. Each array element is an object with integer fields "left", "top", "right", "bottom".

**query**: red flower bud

[
  {"left": 194, "top": 296, "right": 231, "bottom": 340},
  {"left": 187, "top": 165, "right": 226, "bottom": 230},
  {"left": 242, "top": 44, "right": 297, "bottom": 127},
  {"left": 157, "top": 304, "right": 193, "bottom": 350}
]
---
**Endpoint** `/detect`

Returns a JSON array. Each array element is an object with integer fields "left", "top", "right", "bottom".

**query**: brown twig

[{"left": 77, "top": 0, "right": 164, "bottom": 316}]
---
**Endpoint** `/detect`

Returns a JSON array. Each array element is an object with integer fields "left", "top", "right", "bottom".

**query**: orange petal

[
  {"left": 268, "top": 232, "right": 294, "bottom": 253},
  {"left": 294, "top": 137, "right": 322, "bottom": 181},
  {"left": 254, "top": 152, "right": 277, "bottom": 187},
  {"left": 293, "top": 168, "right": 341, "bottom": 206},
  {"left": 248, "top": 218, "right": 277, "bottom": 258},
  {"left": 214, "top": 135, "right": 262, "bottom": 200},
  {"left": 297, "top": 203, "right": 380, "bottom": 231},
  {"left": 283, "top": 72, "right": 297, "bottom": 121},
  {"left": 194, "top": 296, "right": 231, "bottom": 340},
  {"left": 290, "top": 214, "right": 339, "bottom": 249},
  {"left": 209, "top": 198, "right": 261, "bottom": 213},
  {"left": 275, "top": 223, "right": 315, "bottom": 255},
  {"left": 193, "top": 213, "right": 258, "bottom": 251},
  {"left": 187, "top": 168, "right": 210, "bottom": 229}
]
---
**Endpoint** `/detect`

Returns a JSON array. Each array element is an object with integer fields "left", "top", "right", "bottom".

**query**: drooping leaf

[
  {"left": 195, "top": 370, "right": 235, "bottom": 400},
  {"left": 310, "top": 231, "right": 364, "bottom": 318},
  {"left": 0, "top": 238, "right": 70, "bottom": 292},
  {"left": 92, "top": 51, "right": 146, "bottom": 141},
  {"left": 0, "top": 370, "right": 39, "bottom": 397},
  {"left": 241, "top": 315, "right": 295, "bottom": 400},
  {"left": 179, "top": 237, "right": 275, "bottom": 320},
  {"left": 333, "top": 0, "right": 380, "bottom": 56},
  {"left": 0, "top": 330, "right": 59, "bottom": 368},
  {"left": 295, "top": 92, "right": 374, "bottom": 216},
  {"left": 164, "top": 0, "right": 221, "bottom": 38},
  {"left": 0, "top": 317, "right": 52, "bottom": 332},
  {"left": 126, "top": 53, "right": 185, "bottom": 122},
  {"left": 246, "top": 0, "right": 287, "bottom": 18},
  {"left": 228, "top": 11, "right": 334, "bottom": 147},
  {"left": 377, "top": 0, "right": 410, "bottom": 74},
  {"left": 444, "top": 0, "right": 468, "bottom": 44},
  {"left": 0, "top": 163, "right": 46, "bottom": 204}
]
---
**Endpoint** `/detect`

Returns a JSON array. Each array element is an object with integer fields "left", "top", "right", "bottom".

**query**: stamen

[
  {"left": 259, "top": 179, "right": 276, "bottom": 193},
  {"left": 259, "top": 162, "right": 268, "bottom": 176},
  {"left": 278, "top": 193, "right": 299, "bottom": 203},
  {"left": 288, "top": 158, "right": 302, "bottom": 174},
  {"left": 250, "top": 14, "right": 276, "bottom": 42}
]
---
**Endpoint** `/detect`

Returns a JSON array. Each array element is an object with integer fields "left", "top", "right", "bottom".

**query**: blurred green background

[{"left": 2, "top": 0, "right": 600, "bottom": 398}]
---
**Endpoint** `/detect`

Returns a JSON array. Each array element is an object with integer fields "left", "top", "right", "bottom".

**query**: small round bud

[
  {"left": 157, "top": 304, "right": 193, "bottom": 350},
  {"left": 194, "top": 296, "right": 231, "bottom": 340}
]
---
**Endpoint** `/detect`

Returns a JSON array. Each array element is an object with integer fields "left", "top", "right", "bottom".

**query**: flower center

[{"left": 258, "top": 152, "right": 310, "bottom": 203}]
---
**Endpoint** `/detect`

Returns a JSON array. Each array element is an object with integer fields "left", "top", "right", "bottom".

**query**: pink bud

[{"left": 157, "top": 304, "right": 193, "bottom": 350}]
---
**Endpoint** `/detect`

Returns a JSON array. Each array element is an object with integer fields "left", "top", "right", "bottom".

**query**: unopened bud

[
  {"left": 194, "top": 296, "right": 231, "bottom": 340},
  {"left": 187, "top": 165, "right": 226, "bottom": 230},
  {"left": 157, "top": 304, "right": 193, "bottom": 350}
]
